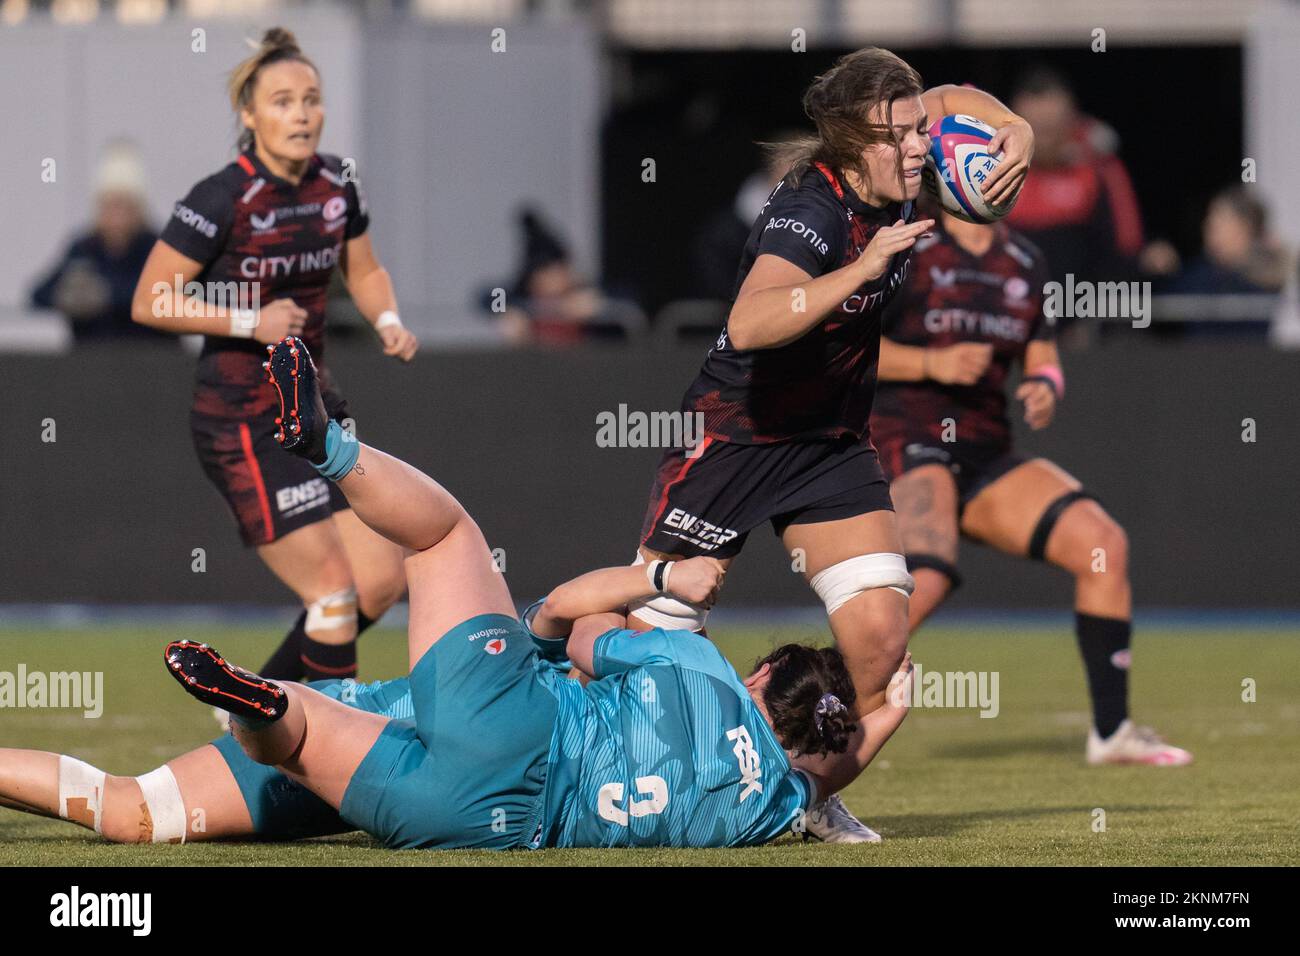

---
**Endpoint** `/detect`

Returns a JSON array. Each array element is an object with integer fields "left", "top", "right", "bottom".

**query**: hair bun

[{"left": 261, "top": 27, "right": 300, "bottom": 53}]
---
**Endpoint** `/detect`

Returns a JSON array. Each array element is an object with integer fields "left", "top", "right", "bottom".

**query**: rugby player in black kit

[
  {"left": 131, "top": 29, "right": 418, "bottom": 691},
  {"left": 631, "top": 48, "right": 1037, "bottom": 841},
  {"left": 873, "top": 206, "right": 1191, "bottom": 767}
]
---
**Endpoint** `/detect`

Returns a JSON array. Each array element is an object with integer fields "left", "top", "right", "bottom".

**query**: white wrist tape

[
  {"left": 375, "top": 310, "right": 403, "bottom": 330},
  {"left": 628, "top": 552, "right": 707, "bottom": 632},
  {"left": 229, "top": 308, "right": 258, "bottom": 339},
  {"left": 58, "top": 755, "right": 106, "bottom": 833},
  {"left": 810, "top": 552, "right": 914, "bottom": 616},
  {"left": 136, "top": 765, "right": 188, "bottom": 844},
  {"left": 304, "top": 586, "right": 358, "bottom": 634}
]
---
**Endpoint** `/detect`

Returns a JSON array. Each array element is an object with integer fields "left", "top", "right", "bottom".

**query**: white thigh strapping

[
  {"left": 809, "top": 552, "right": 914, "bottom": 616},
  {"left": 58, "top": 755, "right": 106, "bottom": 833},
  {"left": 136, "top": 765, "right": 188, "bottom": 845}
]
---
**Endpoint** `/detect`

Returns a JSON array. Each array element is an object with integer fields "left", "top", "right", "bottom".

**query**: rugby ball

[{"left": 923, "top": 114, "right": 1019, "bottom": 224}]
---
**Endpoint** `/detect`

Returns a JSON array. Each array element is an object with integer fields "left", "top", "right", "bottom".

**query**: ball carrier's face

[
  {"left": 852, "top": 94, "right": 931, "bottom": 206},
  {"left": 241, "top": 59, "right": 325, "bottom": 172}
]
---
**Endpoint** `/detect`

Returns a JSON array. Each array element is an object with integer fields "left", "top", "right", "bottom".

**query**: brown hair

[
  {"left": 228, "top": 27, "right": 318, "bottom": 152},
  {"left": 768, "top": 47, "right": 924, "bottom": 195},
  {"left": 755, "top": 644, "right": 858, "bottom": 757}
]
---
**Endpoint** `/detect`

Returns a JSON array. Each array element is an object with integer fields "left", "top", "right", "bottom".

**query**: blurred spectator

[
  {"left": 30, "top": 140, "right": 164, "bottom": 343},
  {"left": 1154, "top": 186, "right": 1290, "bottom": 338},
  {"left": 689, "top": 132, "right": 799, "bottom": 301},
  {"left": 494, "top": 208, "right": 643, "bottom": 346},
  {"left": 1007, "top": 67, "right": 1148, "bottom": 301},
  {"left": 1160, "top": 186, "right": 1289, "bottom": 295}
]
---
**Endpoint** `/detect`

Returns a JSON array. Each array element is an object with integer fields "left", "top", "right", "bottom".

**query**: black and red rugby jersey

[
  {"left": 680, "top": 162, "right": 916, "bottom": 444},
  {"left": 159, "top": 151, "right": 368, "bottom": 419},
  {"left": 871, "top": 221, "right": 1053, "bottom": 450}
]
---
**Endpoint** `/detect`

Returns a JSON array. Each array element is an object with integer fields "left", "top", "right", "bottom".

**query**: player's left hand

[
  {"left": 378, "top": 323, "right": 419, "bottom": 362},
  {"left": 1016, "top": 379, "right": 1055, "bottom": 430},
  {"left": 982, "top": 118, "right": 1034, "bottom": 207},
  {"left": 885, "top": 651, "right": 915, "bottom": 712}
]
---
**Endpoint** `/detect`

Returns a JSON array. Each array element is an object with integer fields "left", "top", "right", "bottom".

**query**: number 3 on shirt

[{"left": 598, "top": 776, "right": 669, "bottom": 827}]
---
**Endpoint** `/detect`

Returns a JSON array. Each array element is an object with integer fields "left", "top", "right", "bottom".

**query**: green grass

[{"left": 2, "top": 623, "right": 1298, "bottom": 866}]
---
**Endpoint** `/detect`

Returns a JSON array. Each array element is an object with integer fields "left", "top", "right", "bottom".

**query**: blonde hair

[
  {"left": 227, "top": 27, "right": 318, "bottom": 152},
  {"left": 767, "top": 47, "right": 924, "bottom": 195}
]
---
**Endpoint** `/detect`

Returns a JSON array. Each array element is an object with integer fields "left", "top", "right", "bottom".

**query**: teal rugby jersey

[{"left": 536, "top": 627, "right": 814, "bottom": 848}]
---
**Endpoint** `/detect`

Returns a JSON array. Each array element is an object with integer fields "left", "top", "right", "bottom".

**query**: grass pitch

[{"left": 1, "top": 621, "right": 1297, "bottom": 866}]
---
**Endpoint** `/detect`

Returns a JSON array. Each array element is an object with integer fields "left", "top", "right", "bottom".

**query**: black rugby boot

[
  {"left": 264, "top": 336, "right": 329, "bottom": 464},
  {"left": 164, "top": 640, "right": 287, "bottom": 722}
]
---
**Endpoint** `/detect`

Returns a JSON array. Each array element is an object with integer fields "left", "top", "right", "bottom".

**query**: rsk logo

[{"left": 726, "top": 725, "right": 763, "bottom": 802}]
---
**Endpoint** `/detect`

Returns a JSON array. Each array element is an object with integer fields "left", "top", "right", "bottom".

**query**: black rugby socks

[
  {"left": 301, "top": 636, "right": 358, "bottom": 682},
  {"left": 1075, "top": 612, "right": 1131, "bottom": 739},
  {"left": 260, "top": 609, "right": 309, "bottom": 680},
  {"left": 260, "top": 609, "right": 376, "bottom": 682}
]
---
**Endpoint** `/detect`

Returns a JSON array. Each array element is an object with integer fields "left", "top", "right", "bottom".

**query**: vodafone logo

[
  {"left": 467, "top": 625, "right": 509, "bottom": 656},
  {"left": 323, "top": 196, "right": 347, "bottom": 222}
]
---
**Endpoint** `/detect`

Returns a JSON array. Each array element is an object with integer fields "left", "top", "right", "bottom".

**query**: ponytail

[{"left": 754, "top": 644, "right": 858, "bottom": 756}]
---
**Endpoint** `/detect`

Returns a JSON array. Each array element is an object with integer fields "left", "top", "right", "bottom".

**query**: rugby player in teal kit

[
  {"left": 0, "top": 338, "right": 909, "bottom": 848},
  {"left": 158, "top": 337, "right": 914, "bottom": 850}
]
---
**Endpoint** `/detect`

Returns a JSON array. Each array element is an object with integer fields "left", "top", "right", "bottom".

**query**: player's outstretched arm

[
  {"left": 531, "top": 557, "right": 724, "bottom": 639},
  {"left": 794, "top": 653, "right": 914, "bottom": 801}
]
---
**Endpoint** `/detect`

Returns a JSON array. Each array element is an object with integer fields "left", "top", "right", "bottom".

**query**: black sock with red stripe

[
  {"left": 1075, "top": 612, "right": 1131, "bottom": 739},
  {"left": 262, "top": 610, "right": 377, "bottom": 682},
  {"left": 301, "top": 635, "right": 359, "bottom": 681}
]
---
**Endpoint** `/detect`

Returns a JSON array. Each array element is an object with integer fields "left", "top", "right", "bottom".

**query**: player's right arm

[
  {"left": 130, "top": 242, "right": 305, "bottom": 342},
  {"left": 130, "top": 174, "right": 306, "bottom": 342},
  {"left": 878, "top": 337, "right": 993, "bottom": 384},
  {"left": 728, "top": 223, "right": 931, "bottom": 350},
  {"left": 724, "top": 184, "right": 932, "bottom": 351}
]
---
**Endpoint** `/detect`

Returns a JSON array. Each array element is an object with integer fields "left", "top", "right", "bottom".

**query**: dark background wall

[
  {"left": 602, "top": 45, "right": 1244, "bottom": 313},
  {"left": 0, "top": 339, "right": 1293, "bottom": 610}
]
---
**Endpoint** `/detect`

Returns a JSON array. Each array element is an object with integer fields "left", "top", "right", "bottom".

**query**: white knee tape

[
  {"left": 58, "top": 755, "right": 106, "bottom": 833},
  {"left": 135, "top": 765, "right": 187, "bottom": 845},
  {"left": 810, "top": 553, "right": 914, "bottom": 616},
  {"left": 305, "top": 586, "right": 358, "bottom": 633},
  {"left": 627, "top": 552, "right": 709, "bottom": 632}
]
